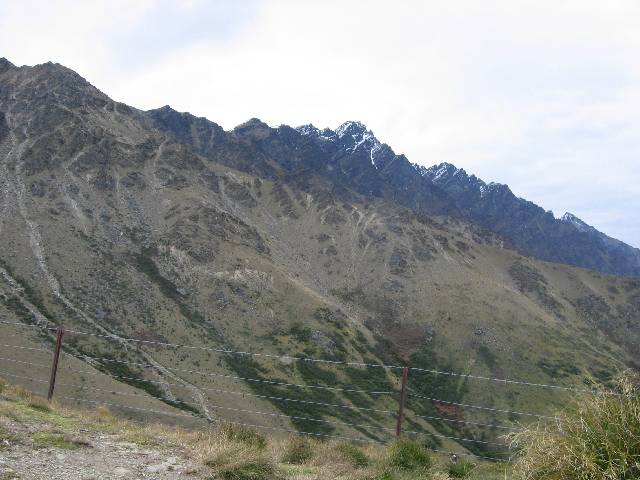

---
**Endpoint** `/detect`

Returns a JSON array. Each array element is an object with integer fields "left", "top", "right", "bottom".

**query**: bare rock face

[{"left": 0, "top": 57, "right": 15, "bottom": 74}]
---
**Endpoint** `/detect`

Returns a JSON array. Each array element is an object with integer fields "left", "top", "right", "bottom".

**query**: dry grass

[
  {"left": 511, "top": 371, "right": 640, "bottom": 480},
  {"left": 0, "top": 377, "right": 507, "bottom": 479}
]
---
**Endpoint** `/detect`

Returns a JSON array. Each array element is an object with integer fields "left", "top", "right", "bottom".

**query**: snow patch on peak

[
  {"left": 296, "top": 124, "right": 336, "bottom": 141},
  {"left": 412, "top": 163, "right": 429, "bottom": 177},
  {"left": 335, "top": 121, "right": 368, "bottom": 138},
  {"left": 335, "top": 121, "right": 383, "bottom": 165},
  {"left": 422, "top": 162, "right": 510, "bottom": 198},
  {"left": 561, "top": 212, "right": 591, "bottom": 232},
  {"left": 296, "top": 124, "right": 319, "bottom": 136},
  {"left": 422, "top": 162, "right": 461, "bottom": 182},
  {"left": 370, "top": 142, "right": 383, "bottom": 166},
  {"left": 298, "top": 120, "right": 395, "bottom": 170}
]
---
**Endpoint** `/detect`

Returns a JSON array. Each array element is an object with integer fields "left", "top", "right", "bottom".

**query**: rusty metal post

[
  {"left": 47, "top": 327, "right": 64, "bottom": 401},
  {"left": 396, "top": 366, "right": 409, "bottom": 437}
]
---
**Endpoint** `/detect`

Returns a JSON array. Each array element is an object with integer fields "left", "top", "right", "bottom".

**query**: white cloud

[{"left": 1, "top": 0, "right": 639, "bottom": 246}]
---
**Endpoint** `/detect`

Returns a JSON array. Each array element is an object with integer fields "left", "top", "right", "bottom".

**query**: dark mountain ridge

[
  {"left": 147, "top": 100, "right": 640, "bottom": 277},
  {"left": 419, "top": 162, "right": 640, "bottom": 277}
]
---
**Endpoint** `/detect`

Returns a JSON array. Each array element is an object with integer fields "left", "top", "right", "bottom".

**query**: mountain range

[
  {"left": 149, "top": 103, "right": 640, "bottom": 278},
  {"left": 1, "top": 58, "right": 639, "bottom": 458}
]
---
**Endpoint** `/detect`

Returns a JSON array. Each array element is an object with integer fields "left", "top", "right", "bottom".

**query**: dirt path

[{"left": 0, "top": 416, "right": 205, "bottom": 479}]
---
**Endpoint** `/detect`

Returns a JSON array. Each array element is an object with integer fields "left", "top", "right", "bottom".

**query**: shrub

[
  {"left": 220, "top": 423, "right": 267, "bottom": 450},
  {"left": 205, "top": 449, "right": 277, "bottom": 480},
  {"left": 335, "top": 442, "right": 369, "bottom": 468},
  {"left": 512, "top": 371, "right": 640, "bottom": 480},
  {"left": 281, "top": 436, "right": 314, "bottom": 464},
  {"left": 447, "top": 460, "right": 475, "bottom": 478},
  {"left": 288, "top": 322, "right": 312, "bottom": 343},
  {"left": 386, "top": 438, "right": 432, "bottom": 471}
]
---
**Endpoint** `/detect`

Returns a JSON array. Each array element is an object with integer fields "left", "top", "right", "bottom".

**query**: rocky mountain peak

[
  {"left": 334, "top": 121, "right": 377, "bottom": 151},
  {"left": 297, "top": 120, "right": 399, "bottom": 170},
  {"left": 235, "top": 117, "right": 269, "bottom": 129},
  {"left": 421, "top": 162, "right": 462, "bottom": 181},
  {"left": 335, "top": 120, "right": 369, "bottom": 138},
  {"left": 561, "top": 213, "right": 592, "bottom": 233},
  {"left": 295, "top": 124, "right": 336, "bottom": 141},
  {"left": 148, "top": 105, "right": 225, "bottom": 143},
  {"left": 232, "top": 118, "right": 272, "bottom": 140},
  {"left": 296, "top": 121, "right": 372, "bottom": 166},
  {"left": 420, "top": 162, "right": 518, "bottom": 199},
  {"left": 0, "top": 57, "right": 15, "bottom": 75}
]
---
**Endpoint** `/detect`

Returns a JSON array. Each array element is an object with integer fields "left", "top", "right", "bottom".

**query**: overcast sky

[{"left": 1, "top": 0, "right": 639, "bottom": 247}]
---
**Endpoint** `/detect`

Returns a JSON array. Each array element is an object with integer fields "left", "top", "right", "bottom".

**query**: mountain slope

[
  {"left": 1, "top": 59, "right": 639, "bottom": 459},
  {"left": 419, "top": 163, "right": 640, "bottom": 277},
  {"left": 148, "top": 105, "right": 640, "bottom": 277}
]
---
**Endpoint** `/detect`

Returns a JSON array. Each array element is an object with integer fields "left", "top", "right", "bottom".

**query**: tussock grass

[
  {"left": 12, "top": 385, "right": 51, "bottom": 412},
  {"left": 221, "top": 423, "right": 268, "bottom": 450},
  {"left": 387, "top": 439, "right": 432, "bottom": 471},
  {"left": 511, "top": 371, "right": 640, "bottom": 480},
  {"left": 281, "top": 436, "right": 314, "bottom": 464},
  {"left": 447, "top": 460, "right": 475, "bottom": 478},
  {"left": 335, "top": 442, "right": 370, "bottom": 468},
  {"left": 205, "top": 448, "right": 278, "bottom": 480}
]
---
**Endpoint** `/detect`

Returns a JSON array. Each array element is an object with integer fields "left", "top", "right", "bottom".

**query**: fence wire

[{"left": 5, "top": 316, "right": 607, "bottom": 464}]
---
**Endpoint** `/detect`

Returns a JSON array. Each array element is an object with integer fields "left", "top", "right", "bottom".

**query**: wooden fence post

[
  {"left": 47, "top": 327, "right": 64, "bottom": 401},
  {"left": 396, "top": 366, "right": 409, "bottom": 437}
]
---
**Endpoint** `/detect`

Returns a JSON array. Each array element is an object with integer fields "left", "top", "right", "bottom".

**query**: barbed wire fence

[{"left": 0, "top": 318, "right": 616, "bottom": 464}]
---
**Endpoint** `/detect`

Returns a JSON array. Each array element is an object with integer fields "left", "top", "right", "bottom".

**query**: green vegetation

[
  {"left": 288, "top": 322, "right": 312, "bottom": 343},
  {"left": 205, "top": 450, "right": 278, "bottom": 480},
  {"left": 335, "top": 442, "right": 370, "bottom": 468},
  {"left": 224, "top": 348, "right": 394, "bottom": 441},
  {"left": 0, "top": 258, "right": 57, "bottom": 323},
  {"left": 512, "top": 371, "right": 640, "bottom": 480},
  {"left": 447, "top": 460, "right": 476, "bottom": 478},
  {"left": 536, "top": 358, "right": 580, "bottom": 378},
  {"left": 281, "top": 436, "right": 314, "bottom": 464},
  {"left": 222, "top": 423, "right": 268, "bottom": 450},
  {"left": 387, "top": 439, "right": 432, "bottom": 471},
  {"left": 131, "top": 248, "right": 221, "bottom": 340},
  {"left": 0, "top": 472, "right": 20, "bottom": 480},
  {"left": 32, "top": 431, "right": 79, "bottom": 449},
  {"left": 508, "top": 261, "right": 562, "bottom": 312}
]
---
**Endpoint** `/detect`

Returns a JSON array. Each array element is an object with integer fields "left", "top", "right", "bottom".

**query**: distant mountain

[
  {"left": 419, "top": 163, "right": 640, "bottom": 277},
  {"left": 149, "top": 110, "right": 457, "bottom": 216},
  {"left": 150, "top": 107, "right": 640, "bottom": 277}
]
